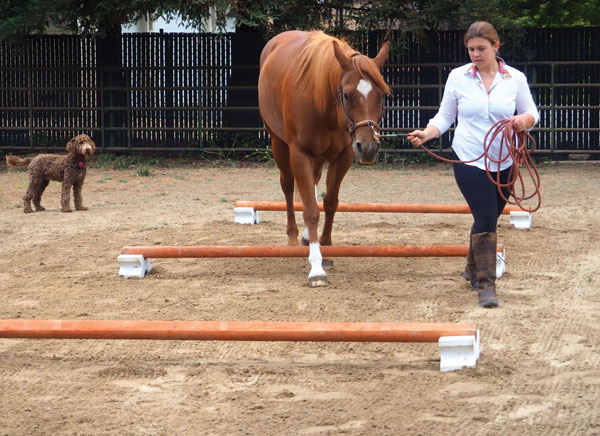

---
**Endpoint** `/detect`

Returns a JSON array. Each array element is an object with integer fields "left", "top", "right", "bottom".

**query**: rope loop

[{"left": 415, "top": 118, "right": 541, "bottom": 212}]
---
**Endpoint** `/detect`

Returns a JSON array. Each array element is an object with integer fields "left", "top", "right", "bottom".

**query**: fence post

[
  {"left": 437, "top": 63, "right": 444, "bottom": 151},
  {"left": 164, "top": 30, "right": 174, "bottom": 146},
  {"left": 27, "top": 66, "right": 33, "bottom": 150},
  {"left": 100, "top": 68, "right": 105, "bottom": 150},
  {"left": 550, "top": 62, "right": 555, "bottom": 153}
]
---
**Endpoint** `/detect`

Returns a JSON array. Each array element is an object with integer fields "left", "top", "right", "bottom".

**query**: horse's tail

[{"left": 6, "top": 155, "right": 32, "bottom": 168}]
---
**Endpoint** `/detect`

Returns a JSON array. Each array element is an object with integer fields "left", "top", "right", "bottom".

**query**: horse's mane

[{"left": 297, "top": 31, "right": 391, "bottom": 115}]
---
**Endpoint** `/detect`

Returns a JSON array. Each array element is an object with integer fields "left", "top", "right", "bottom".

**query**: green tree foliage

[
  {"left": 0, "top": 0, "right": 597, "bottom": 42},
  {"left": 508, "top": 0, "right": 600, "bottom": 26},
  {"left": 192, "top": 0, "right": 600, "bottom": 34},
  {"left": 2, "top": 0, "right": 143, "bottom": 40}
]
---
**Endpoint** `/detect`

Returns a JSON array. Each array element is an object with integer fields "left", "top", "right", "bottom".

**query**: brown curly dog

[{"left": 6, "top": 134, "right": 96, "bottom": 213}]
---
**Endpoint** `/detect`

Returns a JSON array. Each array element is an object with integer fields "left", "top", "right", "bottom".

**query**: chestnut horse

[{"left": 258, "top": 30, "right": 391, "bottom": 286}]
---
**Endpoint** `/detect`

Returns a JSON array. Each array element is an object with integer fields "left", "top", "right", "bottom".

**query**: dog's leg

[
  {"left": 23, "top": 189, "right": 34, "bottom": 213},
  {"left": 73, "top": 182, "right": 87, "bottom": 211},
  {"left": 33, "top": 180, "right": 49, "bottom": 212},
  {"left": 61, "top": 181, "right": 73, "bottom": 213},
  {"left": 24, "top": 179, "right": 46, "bottom": 213}
]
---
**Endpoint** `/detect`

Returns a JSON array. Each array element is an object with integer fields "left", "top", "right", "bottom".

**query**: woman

[{"left": 407, "top": 21, "right": 539, "bottom": 308}]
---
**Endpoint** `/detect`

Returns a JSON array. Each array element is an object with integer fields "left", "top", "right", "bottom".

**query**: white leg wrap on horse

[
  {"left": 308, "top": 242, "right": 326, "bottom": 279},
  {"left": 302, "top": 227, "right": 310, "bottom": 241},
  {"left": 314, "top": 185, "right": 318, "bottom": 201}
]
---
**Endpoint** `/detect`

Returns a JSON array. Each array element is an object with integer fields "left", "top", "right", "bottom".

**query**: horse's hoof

[
  {"left": 322, "top": 258, "right": 334, "bottom": 269},
  {"left": 309, "top": 276, "right": 328, "bottom": 287},
  {"left": 24, "top": 209, "right": 34, "bottom": 214}
]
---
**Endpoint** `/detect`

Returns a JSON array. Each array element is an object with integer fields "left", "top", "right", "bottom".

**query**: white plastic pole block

[
  {"left": 234, "top": 207, "right": 259, "bottom": 224},
  {"left": 496, "top": 247, "right": 506, "bottom": 279},
  {"left": 509, "top": 211, "right": 532, "bottom": 229},
  {"left": 439, "top": 330, "right": 480, "bottom": 372},
  {"left": 118, "top": 254, "right": 152, "bottom": 278}
]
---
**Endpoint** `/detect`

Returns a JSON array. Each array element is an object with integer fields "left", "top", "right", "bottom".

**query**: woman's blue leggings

[{"left": 453, "top": 159, "right": 513, "bottom": 234}]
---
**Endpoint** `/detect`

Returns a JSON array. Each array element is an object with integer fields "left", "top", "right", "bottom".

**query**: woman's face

[{"left": 467, "top": 37, "right": 500, "bottom": 70}]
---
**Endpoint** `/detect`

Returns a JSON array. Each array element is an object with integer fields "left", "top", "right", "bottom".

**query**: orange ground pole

[
  {"left": 235, "top": 201, "right": 528, "bottom": 214},
  {"left": 121, "top": 244, "right": 503, "bottom": 258},
  {"left": 0, "top": 319, "right": 477, "bottom": 342}
]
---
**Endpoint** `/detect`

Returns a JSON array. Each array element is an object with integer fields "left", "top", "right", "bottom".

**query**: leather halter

[{"left": 337, "top": 84, "right": 384, "bottom": 137}]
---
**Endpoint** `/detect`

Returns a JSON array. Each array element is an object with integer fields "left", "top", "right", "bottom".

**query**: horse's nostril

[{"left": 355, "top": 142, "right": 362, "bottom": 154}]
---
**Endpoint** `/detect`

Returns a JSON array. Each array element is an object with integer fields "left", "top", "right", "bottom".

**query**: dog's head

[{"left": 66, "top": 134, "right": 96, "bottom": 158}]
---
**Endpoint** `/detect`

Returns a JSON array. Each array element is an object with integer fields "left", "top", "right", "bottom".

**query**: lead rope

[{"left": 377, "top": 118, "right": 541, "bottom": 212}]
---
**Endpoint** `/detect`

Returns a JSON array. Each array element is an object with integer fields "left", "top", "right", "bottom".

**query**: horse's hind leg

[{"left": 270, "top": 134, "right": 299, "bottom": 245}]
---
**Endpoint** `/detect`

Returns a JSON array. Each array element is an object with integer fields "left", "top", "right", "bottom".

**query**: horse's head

[{"left": 333, "top": 40, "right": 391, "bottom": 165}]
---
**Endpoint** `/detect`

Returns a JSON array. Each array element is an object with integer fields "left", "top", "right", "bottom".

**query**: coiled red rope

[{"left": 411, "top": 118, "right": 541, "bottom": 213}]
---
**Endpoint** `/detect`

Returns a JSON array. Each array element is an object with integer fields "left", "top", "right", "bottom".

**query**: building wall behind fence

[{"left": 0, "top": 27, "right": 598, "bottom": 154}]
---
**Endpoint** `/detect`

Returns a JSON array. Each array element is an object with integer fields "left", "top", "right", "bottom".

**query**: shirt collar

[{"left": 465, "top": 57, "right": 512, "bottom": 79}]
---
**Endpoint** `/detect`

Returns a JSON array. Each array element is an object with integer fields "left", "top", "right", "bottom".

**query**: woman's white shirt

[{"left": 427, "top": 60, "right": 539, "bottom": 171}]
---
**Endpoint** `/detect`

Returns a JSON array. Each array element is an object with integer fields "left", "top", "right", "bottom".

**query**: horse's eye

[{"left": 343, "top": 92, "right": 349, "bottom": 101}]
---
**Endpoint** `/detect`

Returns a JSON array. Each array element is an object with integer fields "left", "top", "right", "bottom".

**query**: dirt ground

[{"left": 0, "top": 157, "right": 599, "bottom": 436}]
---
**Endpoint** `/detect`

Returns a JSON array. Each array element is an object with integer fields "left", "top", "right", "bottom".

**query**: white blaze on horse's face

[
  {"left": 348, "top": 78, "right": 381, "bottom": 165},
  {"left": 356, "top": 79, "right": 373, "bottom": 101}
]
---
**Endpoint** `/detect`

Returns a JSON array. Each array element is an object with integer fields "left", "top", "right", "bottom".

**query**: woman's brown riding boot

[
  {"left": 471, "top": 232, "right": 499, "bottom": 308},
  {"left": 463, "top": 226, "right": 479, "bottom": 290}
]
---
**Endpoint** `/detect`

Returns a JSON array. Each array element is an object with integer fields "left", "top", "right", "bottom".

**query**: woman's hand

[
  {"left": 406, "top": 125, "right": 440, "bottom": 147},
  {"left": 406, "top": 130, "right": 428, "bottom": 147},
  {"left": 511, "top": 114, "right": 535, "bottom": 132}
]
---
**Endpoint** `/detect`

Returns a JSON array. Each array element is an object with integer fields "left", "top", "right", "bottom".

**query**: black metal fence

[{"left": 1, "top": 27, "right": 598, "bottom": 154}]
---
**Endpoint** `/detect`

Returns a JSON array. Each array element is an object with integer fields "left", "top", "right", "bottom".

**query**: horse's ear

[
  {"left": 373, "top": 41, "right": 390, "bottom": 69},
  {"left": 332, "top": 40, "right": 351, "bottom": 70}
]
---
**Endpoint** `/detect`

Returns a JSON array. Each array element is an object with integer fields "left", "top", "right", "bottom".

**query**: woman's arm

[
  {"left": 513, "top": 73, "right": 539, "bottom": 132},
  {"left": 407, "top": 69, "right": 458, "bottom": 146}
]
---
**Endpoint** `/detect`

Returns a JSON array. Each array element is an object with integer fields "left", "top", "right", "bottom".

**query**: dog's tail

[{"left": 6, "top": 155, "right": 32, "bottom": 169}]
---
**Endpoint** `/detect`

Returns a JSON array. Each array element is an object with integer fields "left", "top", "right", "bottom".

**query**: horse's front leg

[
  {"left": 291, "top": 150, "right": 327, "bottom": 287},
  {"left": 301, "top": 158, "right": 325, "bottom": 246},
  {"left": 320, "top": 146, "right": 354, "bottom": 246}
]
